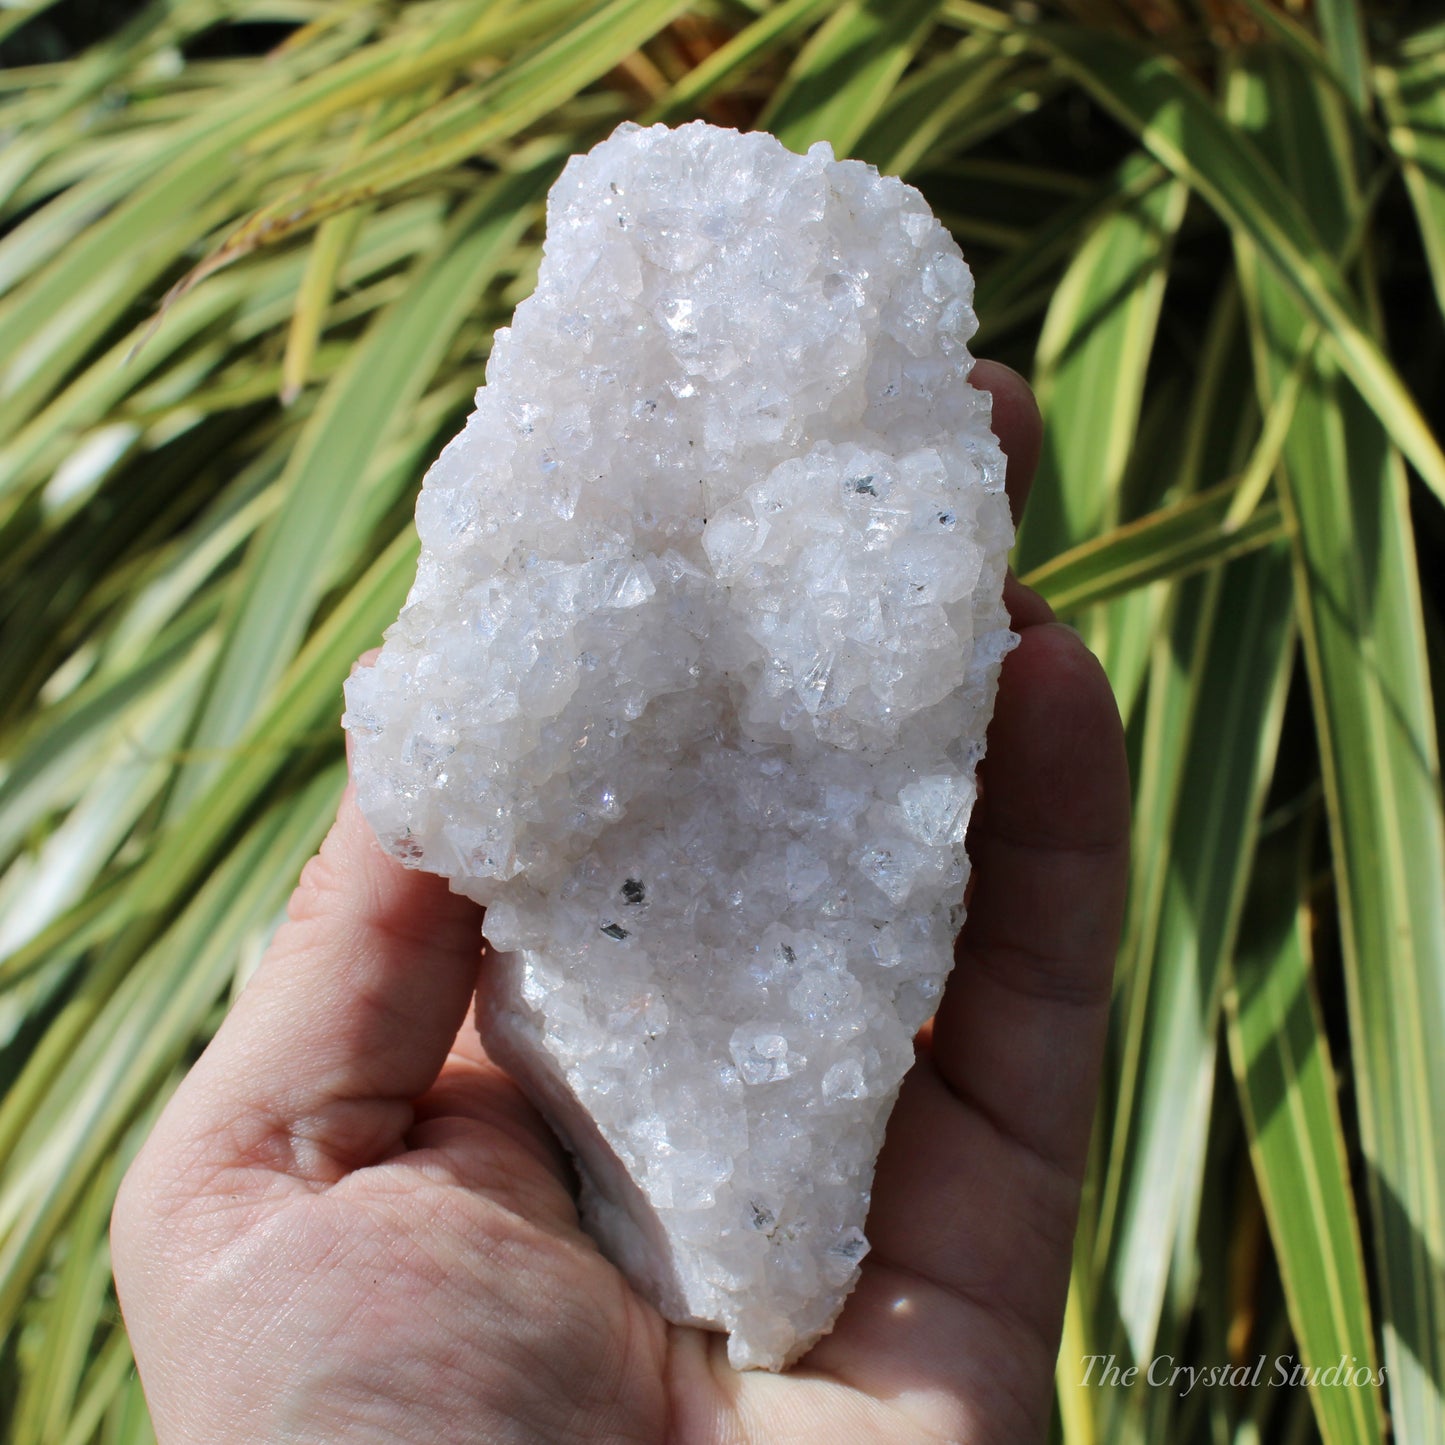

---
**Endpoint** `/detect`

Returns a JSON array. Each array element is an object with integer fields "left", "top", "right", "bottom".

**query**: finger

[
  {"left": 804, "top": 623, "right": 1127, "bottom": 1419},
  {"left": 1003, "top": 570, "right": 1054, "bottom": 632},
  {"left": 970, "top": 359, "right": 1042, "bottom": 527},
  {"left": 800, "top": 1068, "right": 1073, "bottom": 1441},
  {"left": 937, "top": 621, "right": 1128, "bottom": 1175},
  {"left": 152, "top": 778, "right": 487, "bottom": 1185},
  {"left": 970, "top": 360, "right": 1053, "bottom": 633}
]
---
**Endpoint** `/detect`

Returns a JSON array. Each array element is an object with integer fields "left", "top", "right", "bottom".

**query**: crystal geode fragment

[{"left": 344, "top": 121, "right": 1016, "bottom": 1370}]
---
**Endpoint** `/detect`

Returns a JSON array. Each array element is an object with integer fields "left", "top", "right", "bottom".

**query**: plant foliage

[{"left": 1, "top": 1, "right": 1441, "bottom": 1439}]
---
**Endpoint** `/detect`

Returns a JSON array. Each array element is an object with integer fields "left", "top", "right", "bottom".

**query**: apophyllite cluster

[{"left": 344, "top": 120, "right": 1015, "bottom": 1370}]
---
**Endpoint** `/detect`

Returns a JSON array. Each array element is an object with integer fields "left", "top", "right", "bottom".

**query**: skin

[{"left": 111, "top": 362, "right": 1130, "bottom": 1445}]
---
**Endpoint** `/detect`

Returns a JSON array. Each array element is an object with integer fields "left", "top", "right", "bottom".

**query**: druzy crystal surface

[{"left": 343, "top": 121, "right": 1016, "bottom": 1370}]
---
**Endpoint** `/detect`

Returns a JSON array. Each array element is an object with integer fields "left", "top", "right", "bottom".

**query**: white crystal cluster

[{"left": 344, "top": 121, "right": 1015, "bottom": 1370}]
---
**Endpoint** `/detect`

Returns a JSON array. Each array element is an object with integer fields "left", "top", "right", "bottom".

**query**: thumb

[{"left": 145, "top": 779, "right": 485, "bottom": 1187}]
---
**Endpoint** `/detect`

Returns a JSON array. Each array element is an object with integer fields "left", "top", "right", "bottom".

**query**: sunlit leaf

[
  {"left": 1378, "top": 52, "right": 1445, "bottom": 322},
  {"left": 1230, "top": 49, "right": 1445, "bottom": 1443},
  {"left": 1226, "top": 816, "right": 1387, "bottom": 1445},
  {"left": 1032, "top": 23, "right": 1445, "bottom": 510},
  {"left": 761, "top": 0, "right": 945, "bottom": 155}
]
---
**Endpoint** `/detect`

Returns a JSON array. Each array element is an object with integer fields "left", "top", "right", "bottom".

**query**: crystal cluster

[{"left": 343, "top": 121, "right": 1015, "bottom": 1370}]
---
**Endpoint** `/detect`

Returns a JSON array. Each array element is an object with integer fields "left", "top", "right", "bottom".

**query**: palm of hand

[
  {"left": 113, "top": 367, "right": 1129, "bottom": 1445},
  {"left": 128, "top": 994, "right": 1074, "bottom": 1444}
]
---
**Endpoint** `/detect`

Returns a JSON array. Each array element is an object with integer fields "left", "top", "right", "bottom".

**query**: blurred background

[{"left": 0, "top": 0, "right": 1441, "bottom": 1440}]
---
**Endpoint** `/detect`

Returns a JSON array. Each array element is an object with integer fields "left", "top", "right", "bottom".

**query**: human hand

[{"left": 111, "top": 362, "right": 1130, "bottom": 1444}]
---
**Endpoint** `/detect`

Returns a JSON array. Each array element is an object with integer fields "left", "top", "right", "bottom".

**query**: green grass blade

[
  {"left": 1377, "top": 53, "right": 1445, "bottom": 322},
  {"left": 105, "top": 1365, "right": 157, "bottom": 1445},
  {"left": 1235, "top": 0, "right": 1379, "bottom": 123},
  {"left": 1010, "top": 145, "right": 1188, "bottom": 795},
  {"left": 1097, "top": 575, "right": 1210, "bottom": 1270},
  {"left": 1016, "top": 153, "right": 1187, "bottom": 571},
  {"left": 850, "top": 34, "right": 1017, "bottom": 176},
  {"left": 1221, "top": 338, "right": 1311, "bottom": 534},
  {"left": 1030, "top": 23, "right": 1445, "bottom": 510},
  {"left": 1056, "top": 1240, "right": 1099, "bottom": 1445},
  {"left": 1102, "top": 548, "right": 1295, "bottom": 1369},
  {"left": 0, "top": 6, "right": 511, "bottom": 425},
  {"left": 0, "top": 644, "right": 211, "bottom": 959},
  {"left": 11, "top": 1151, "right": 125, "bottom": 1439},
  {"left": 0, "top": 271, "right": 254, "bottom": 504},
  {"left": 0, "top": 602, "right": 213, "bottom": 867},
  {"left": 0, "top": 528, "right": 416, "bottom": 1167},
  {"left": 0, "top": 61, "right": 312, "bottom": 427},
  {"left": 174, "top": 166, "right": 549, "bottom": 813},
  {"left": 57, "top": 1326, "right": 137, "bottom": 1445},
  {"left": 970, "top": 173, "right": 1116, "bottom": 346},
  {"left": 236, "top": 0, "right": 577, "bottom": 156},
  {"left": 1315, "top": 0, "right": 1370, "bottom": 112},
  {"left": 282, "top": 207, "right": 367, "bottom": 405},
  {"left": 0, "top": 764, "right": 343, "bottom": 1336},
  {"left": 1230, "top": 50, "right": 1445, "bottom": 1444},
  {"left": 1226, "top": 819, "right": 1387, "bottom": 1445},
  {"left": 1023, "top": 478, "right": 1285, "bottom": 617},
  {"left": 210, "top": 0, "right": 693, "bottom": 257},
  {"left": 646, "top": 0, "right": 840, "bottom": 124},
  {"left": 759, "top": 0, "right": 945, "bottom": 155},
  {"left": 148, "top": 521, "right": 417, "bottom": 915},
  {"left": 0, "top": 157, "right": 161, "bottom": 300}
]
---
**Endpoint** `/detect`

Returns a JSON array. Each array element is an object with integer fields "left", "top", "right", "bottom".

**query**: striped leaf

[
  {"left": 760, "top": 0, "right": 945, "bottom": 155},
  {"left": 1023, "top": 478, "right": 1285, "bottom": 618},
  {"left": 1032, "top": 23, "right": 1445, "bottom": 510},
  {"left": 1378, "top": 46, "right": 1445, "bottom": 322},
  {"left": 174, "top": 167, "right": 549, "bottom": 812},
  {"left": 1099, "top": 548, "right": 1295, "bottom": 1379},
  {"left": 647, "top": 0, "right": 841, "bottom": 124},
  {"left": 1016, "top": 152, "right": 1187, "bottom": 571},
  {"left": 1229, "top": 49, "right": 1445, "bottom": 1444},
  {"left": 210, "top": 0, "right": 695, "bottom": 257},
  {"left": 1225, "top": 817, "right": 1387, "bottom": 1445},
  {"left": 0, "top": 764, "right": 344, "bottom": 1335}
]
